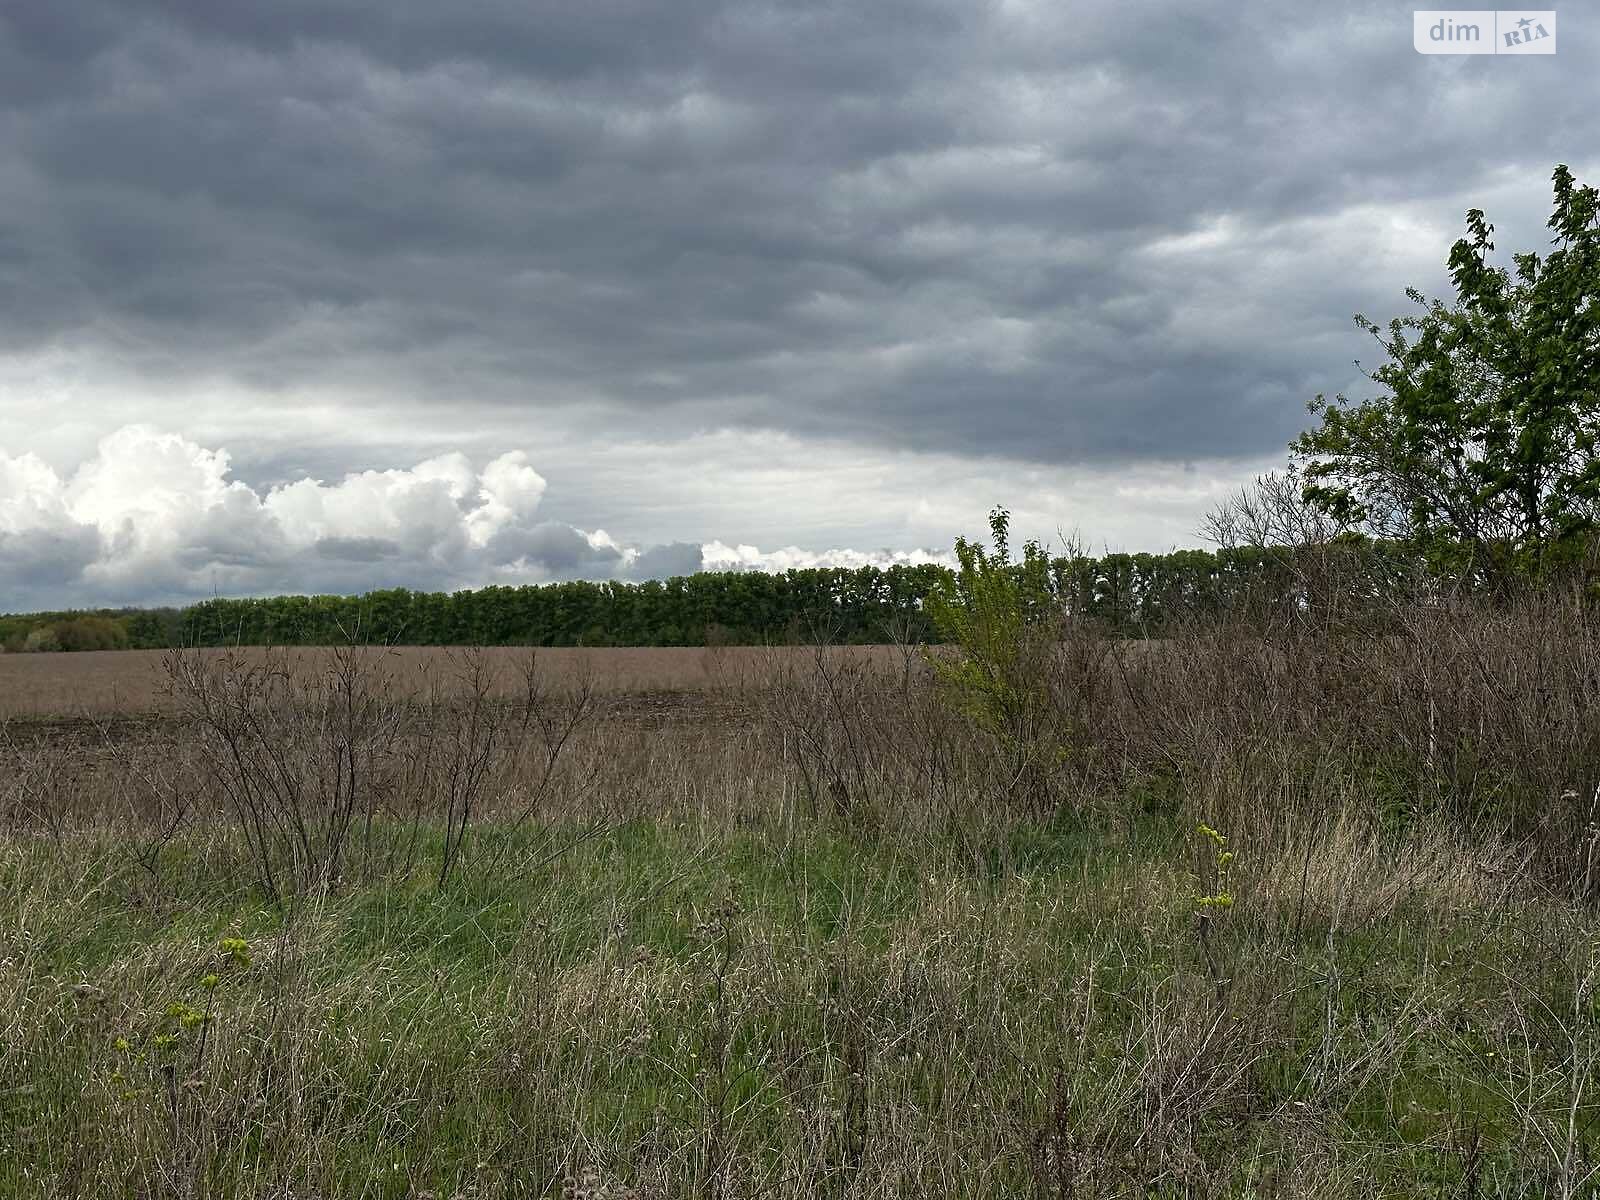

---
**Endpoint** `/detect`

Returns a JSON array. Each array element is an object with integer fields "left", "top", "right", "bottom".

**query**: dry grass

[{"left": 4, "top": 602, "right": 1600, "bottom": 1197}]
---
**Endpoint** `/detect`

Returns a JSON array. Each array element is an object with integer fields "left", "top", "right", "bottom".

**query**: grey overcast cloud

[{"left": 0, "top": 1, "right": 1594, "bottom": 608}]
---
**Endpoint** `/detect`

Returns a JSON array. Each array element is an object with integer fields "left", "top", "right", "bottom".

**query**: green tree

[{"left": 1295, "top": 165, "right": 1600, "bottom": 581}]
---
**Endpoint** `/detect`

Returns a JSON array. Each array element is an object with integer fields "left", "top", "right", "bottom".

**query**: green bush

[
  {"left": 924, "top": 508, "right": 1074, "bottom": 813},
  {"left": 21, "top": 626, "right": 62, "bottom": 653},
  {"left": 52, "top": 616, "right": 131, "bottom": 652}
]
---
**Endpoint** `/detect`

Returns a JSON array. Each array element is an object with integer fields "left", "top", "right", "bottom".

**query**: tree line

[
  {"left": 162, "top": 548, "right": 1404, "bottom": 645},
  {"left": 0, "top": 544, "right": 1452, "bottom": 652}
]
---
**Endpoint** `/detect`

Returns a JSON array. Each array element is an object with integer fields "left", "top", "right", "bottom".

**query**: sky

[{"left": 0, "top": 2, "right": 1594, "bottom": 610}]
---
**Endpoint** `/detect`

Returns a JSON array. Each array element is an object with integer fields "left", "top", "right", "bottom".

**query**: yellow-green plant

[
  {"left": 924, "top": 507, "right": 1069, "bottom": 812},
  {"left": 109, "top": 936, "right": 254, "bottom": 1108},
  {"left": 1193, "top": 823, "right": 1235, "bottom": 910},
  {"left": 1192, "top": 824, "right": 1238, "bottom": 1006}
]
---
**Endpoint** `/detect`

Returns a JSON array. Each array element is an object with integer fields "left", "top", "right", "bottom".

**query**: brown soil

[{"left": 0, "top": 644, "right": 909, "bottom": 721}]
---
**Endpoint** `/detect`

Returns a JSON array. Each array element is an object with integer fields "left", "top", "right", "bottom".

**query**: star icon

[{"left": 1517, "top": 16, "right": 1533, "bottom": 30}]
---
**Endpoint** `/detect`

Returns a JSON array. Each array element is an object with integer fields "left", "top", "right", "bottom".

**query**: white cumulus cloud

[
  {"left": 0, "top": 426, "right": 962, "bottom": 611},
  {"left": 0, "top": 427, "right": 610, "bottom": 609}
]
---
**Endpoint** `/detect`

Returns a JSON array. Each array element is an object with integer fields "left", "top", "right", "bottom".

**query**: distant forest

[{"left": 0, "top": 544, "right": 1444, "bottom": 652}]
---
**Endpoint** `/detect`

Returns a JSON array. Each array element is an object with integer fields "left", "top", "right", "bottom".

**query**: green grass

[{"left": 2, "top": 811, "right": 1597, "bottom": 1198}]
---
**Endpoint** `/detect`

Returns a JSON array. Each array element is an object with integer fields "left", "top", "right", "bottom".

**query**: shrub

[
  {"left": 52, "top": 615, "right": 131, "bottom": 652},
  {"left": 923, "top": 507, "right": 1078, "bottom": 814},
  {"left": 22, "top": 627, "right": 62, "bottom": 653}
]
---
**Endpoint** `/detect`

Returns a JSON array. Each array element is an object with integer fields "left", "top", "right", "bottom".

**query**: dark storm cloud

[
  {"left": 1, "top": 0, "right": 1595, "bottom": 465},
  {"left": 0, "top": 526, "right": 100, "bottom": 592},
  {"left": 483, "top": 520, "right": 627, "bottom": 574},
  {"left": 626, "top": 541, "right": 706, "bottom": 582}
]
